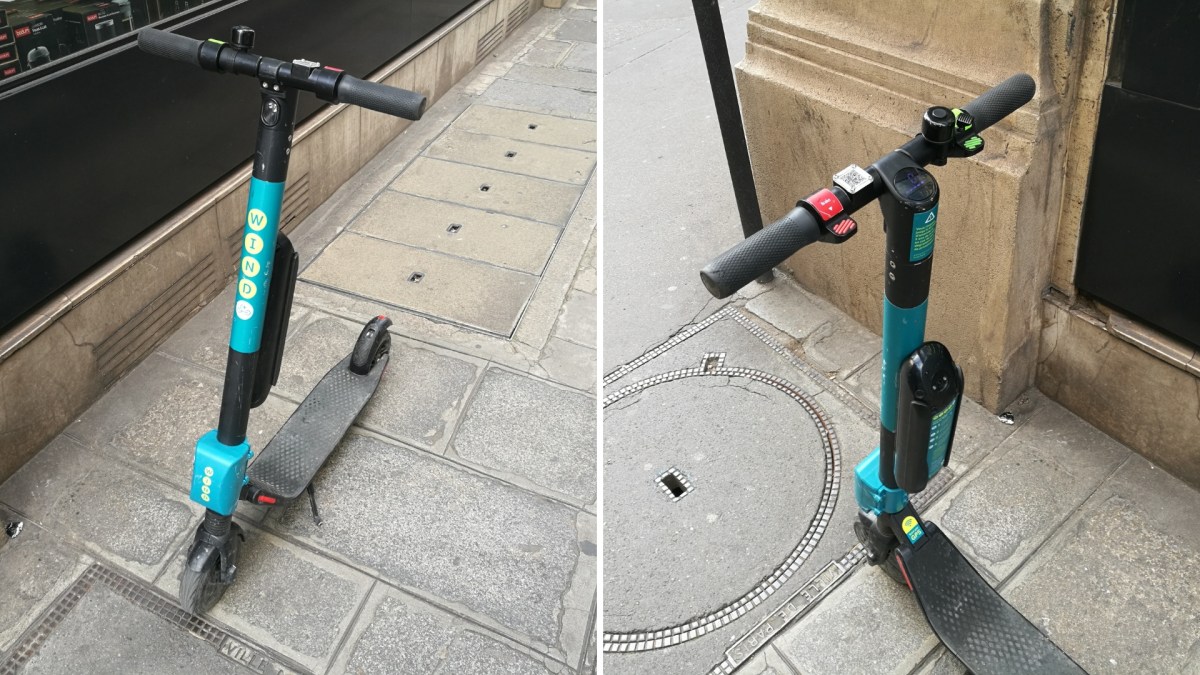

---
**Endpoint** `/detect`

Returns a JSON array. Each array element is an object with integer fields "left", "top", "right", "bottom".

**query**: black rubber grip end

[
  {"left": 138, "top": 28, "right": 202, "bottom": 67},
  {"left": 700, "top": 205, "right": 822, "bottom": 299},
  {"left": 961, "top": 73, "right": 1035, "bottom": 133},
  {"left": 337, "top": 76, "right": 427, "bottom": 120}
]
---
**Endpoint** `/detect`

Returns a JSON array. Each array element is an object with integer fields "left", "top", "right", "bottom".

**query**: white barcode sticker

[{"left": 833, "top": 164, "right": 873, "bottom": 194}]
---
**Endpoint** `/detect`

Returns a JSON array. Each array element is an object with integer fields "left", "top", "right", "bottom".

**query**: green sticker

[{"left": 910, "top": 205, "right": 938, "bottom": 262}]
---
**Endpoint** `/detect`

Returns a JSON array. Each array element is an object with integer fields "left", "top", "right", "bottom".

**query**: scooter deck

[
  {"left": 247, "top": 353, "right": 386, "bottom": 499},
  {"left": 898, "top": 523, "right": 1084, "bottom": 675}
]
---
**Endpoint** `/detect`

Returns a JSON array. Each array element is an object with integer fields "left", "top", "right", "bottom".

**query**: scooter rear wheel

[{"left": 350, "top": 316, "right": 393, "bottom": 375}]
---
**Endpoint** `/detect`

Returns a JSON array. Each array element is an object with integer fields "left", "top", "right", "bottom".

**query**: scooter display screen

[{"left": 893, "top": 167, "right": 936, "bottom": 202}]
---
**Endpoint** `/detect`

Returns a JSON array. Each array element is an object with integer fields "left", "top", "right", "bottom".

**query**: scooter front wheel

[
  {"left": 854, "top": 517, "right": 905, "bottom": 585},
  {"left": 180, "top": 554, "right": 226, "bottom": 614},
  {"left": 179, "top": 519, "right": 242, "bottom": 614},
  {"left": 350, "top": 315, "right": 393, "bottom": 374}
]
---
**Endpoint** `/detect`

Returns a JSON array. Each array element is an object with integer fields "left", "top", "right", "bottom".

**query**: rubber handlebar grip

[
  {"left": 138, "top": 28, "right": 202, "bottom": 66},
  {"left": 336, "top": 75, "right": 427, "bottom": 120},
  {"left": 960, "top": 73, "right": 1035, "bottom": 133},
  {"left": 700, "top": 205, "right": 822, "bottom": 298}
]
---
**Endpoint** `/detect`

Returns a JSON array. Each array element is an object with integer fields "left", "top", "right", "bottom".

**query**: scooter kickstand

[{"left": 306, "top": 482, "right": 323, "bottom": 526}]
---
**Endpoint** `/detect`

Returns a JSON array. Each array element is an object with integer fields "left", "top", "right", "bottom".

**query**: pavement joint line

[
  {"left": 339, "top": 227, "right": 562, "bottom": 277},
  {"left": 429, "top": 124, "right": 598, "bottom": 159},
  {"left": 0, "top": 562, "right": 310, "bottom": 675},
  {"left": 321, "top": 577, "right": 378, "bottom": 675},
  {"left": 383, "top": 186, "right": 573, "bottom": 228}
]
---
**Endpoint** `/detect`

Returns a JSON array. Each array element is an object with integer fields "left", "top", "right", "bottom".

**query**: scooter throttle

[{"left": 700, "top": 205, "right": 821, "bottom": 299}]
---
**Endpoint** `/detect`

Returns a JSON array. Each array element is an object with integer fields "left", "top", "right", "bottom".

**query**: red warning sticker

[{"left": 805, "top": 189, "right": 843, "bottom": 221}]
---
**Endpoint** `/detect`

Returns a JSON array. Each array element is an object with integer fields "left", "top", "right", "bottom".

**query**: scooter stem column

[
  {"left": 874, "top": 155, "right": 940, "bottom": 492},
  {"left": 216, "top": 85, "right": 299, "bottom": 446}
]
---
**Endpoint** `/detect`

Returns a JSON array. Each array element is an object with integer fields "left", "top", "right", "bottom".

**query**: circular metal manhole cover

[{"left": 603, "top": 359, "right": 840, "bottom": 652}]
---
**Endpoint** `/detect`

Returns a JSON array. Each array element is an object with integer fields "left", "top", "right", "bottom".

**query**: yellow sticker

[
  {"left": 201, "top": 493, "right": 210, "bottom": 502},
  {"left": 241, "top": 256, "right": 260, "bottom": 277},
  {"left": 245, "top": 233, "right": 263, "bottom": 255},
  {"left": 239, "top": 279, "right": 257, "bottom": 300},
  {"left": 902, "top": 516, "right": 919, "bottom": 534},
  {"left": 204, "top": 467, "right": 214, "bottom": 477},
  {"left": 202, "top": 476, "right": 212, "bottom": 487},
  {"left": 247, "top": 208, "right": 269, "bottom": 232},
  {"left": 201, "top": 485, "right": 211, "bottom": 495}
]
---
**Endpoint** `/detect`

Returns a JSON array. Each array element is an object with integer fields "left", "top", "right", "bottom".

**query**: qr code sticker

[{"left": 833, "top": 164, "right": 873, "bottom": 194}]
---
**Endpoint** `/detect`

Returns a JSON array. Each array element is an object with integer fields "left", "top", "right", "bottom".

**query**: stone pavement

[
  {"left": 601, "top": 1, "right": 1200, "bottom": 673},
  {"left": 0, "top": 4, "right": 596, "bottom": 674}
]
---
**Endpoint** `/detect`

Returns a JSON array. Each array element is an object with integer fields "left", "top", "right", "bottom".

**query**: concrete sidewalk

[
  {"left": 0, "top": 3, "right": 596, "bottom": 674},
  {"left": 601, "top": 1, "right": 1200, "bottom": 674}
]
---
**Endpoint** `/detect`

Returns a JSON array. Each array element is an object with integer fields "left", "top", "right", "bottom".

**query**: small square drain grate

[{"left": 655, "top": 467, "right": 694, "bottom": 502}]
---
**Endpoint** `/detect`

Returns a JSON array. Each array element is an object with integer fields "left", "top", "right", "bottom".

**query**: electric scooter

[
  {"left": 138, "top": 27, "right": 426, "bottom": 614},
  {"left": 701, "top": 75, "right": 1086, "bottom": 673}
]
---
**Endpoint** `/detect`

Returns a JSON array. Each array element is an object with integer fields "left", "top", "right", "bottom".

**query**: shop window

[{"left": 0, "top": 0, "right": 215, "bottom": 83}]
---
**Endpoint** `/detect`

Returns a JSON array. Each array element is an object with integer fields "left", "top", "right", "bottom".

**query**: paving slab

[
  {"left": 0, "top": 521, "right": 91, "bottom": 652},
  {"left": 426, "top": 126, "right": 596, "bottom": 183},
  {"left": 157, "top": 524, "right": 372, "bottom": 673},
  {"left": 332, "top": 584, "right": 570, "bottom": 674},
  {"left": 18, "top": 583, "right": 246, "bottom": 675},
  {"left": 450, "top": 368, "right": 595, "bottom": 504},
  {"left": 390, "top": 157, "right": 583, "bottom": 224},
  {"left": 1003, "top": 454, "right": 1200, "bottom": 674},
  {"left": 0, "top": 435, "right": 96, "bottom": 524},
  {"left": 302, "top": 232, "right": 538, "bottom": 336},
  {"left": 351, "top": 191, "right": 562, "bottom": 275},
  {"left": 773, "top": 568, "right": 938, "bottom": 675},
  {"left": 360, "top": 335, "right": 482, "bottom": 451},
  {"left": 561, "top": 43, "right": 597, "bottom": 73},
  {"left": 451, "top": 104, "right": 597, "bottom": 151},
  {"left": 65, "top": 353, "right": 295, "bottom": 493},
  {"left": 503, "top": 63, "right": 598, "bottom": 93},
  {"left": 738, "top": 646, "right": 801, "bottom": 675},
  {"left": 553, "top": 289, "right": 597, "bottom": 349},
  {"left": 483, "top": 78, "right": 598, "bottom": 119},
  {"left": 522, "top": 38, "right": 575, "bottom": 68},
  {"left": 552, "top": 19, "right": 597, "bottom": 43},
  {"left": 923, "top": 400, "right": 1130, "bottom": 583},
  {"left": 536, "top": 337, "right": 597, "bottom": 393},
  {"left": 264, "top": 432, "right": 582, "bottom": 649},
  {"left": 0, "top": 433, "right": 199, "bottom": 581}
]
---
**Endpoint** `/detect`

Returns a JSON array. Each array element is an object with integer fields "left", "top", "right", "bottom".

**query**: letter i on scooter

[
  {"left": 139, "top": 26, "right": 426, "bottom": 613},
  {"left": 702, "top": 75, "right": 1087, "bottom": 673}
]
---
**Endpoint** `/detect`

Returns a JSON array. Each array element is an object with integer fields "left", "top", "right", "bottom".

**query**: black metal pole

[{"left": 690, "top": 0, "right": 773, "bottom": 283}]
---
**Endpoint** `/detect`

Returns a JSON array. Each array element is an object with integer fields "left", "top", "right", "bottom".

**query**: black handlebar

[
  {"left": 699, "top": 73, "right": 1036, "bottom": 299},
  {"left": 958, "top": 73, "right": 1034, "bottom": 135},
  {"left": 700, "top": 206, "right": 821, "bottom": 299},
  {"left": 137, "top": 28, "right": 426, "bottom": 121},
  {"left": 138, "top": 27, "right": 202, "bottom": 66}
]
